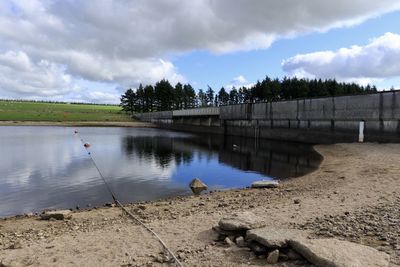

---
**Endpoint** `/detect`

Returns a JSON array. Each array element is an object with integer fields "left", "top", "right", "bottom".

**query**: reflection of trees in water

[
  {"left": 121, "top": 134, "right": 322, "bottom": 178},
  {"left": 122, "top": 136, "right": 193, "bottom": 168}
]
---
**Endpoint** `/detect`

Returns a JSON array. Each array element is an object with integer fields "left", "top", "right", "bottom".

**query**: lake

[{"left": 0, "top": 126, "right": 322, "bottom": 217}]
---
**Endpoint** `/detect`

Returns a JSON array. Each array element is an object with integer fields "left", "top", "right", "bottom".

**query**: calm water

[{"left": 0, "top": 126, "right": 322, "bottom": 216}]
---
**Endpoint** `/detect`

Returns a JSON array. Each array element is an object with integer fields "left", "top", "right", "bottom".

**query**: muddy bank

[
  {"left": 0, "top": 120, "right": 155, "bottom": 127},
  {"left": 0, "top": 143, "right": 399, "bottom": 266}
]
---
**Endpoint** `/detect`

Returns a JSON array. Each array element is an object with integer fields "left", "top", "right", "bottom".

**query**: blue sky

[
  {"left": 0, "top": 1, "right": 400, "bottom": 103},
  {"left": 175, "top": 10, "right": 400, "bottom": 91}
]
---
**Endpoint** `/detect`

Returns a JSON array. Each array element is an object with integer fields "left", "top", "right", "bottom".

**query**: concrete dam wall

[{"left": 134, "top": 91, "right": 400, "bottom": 143}]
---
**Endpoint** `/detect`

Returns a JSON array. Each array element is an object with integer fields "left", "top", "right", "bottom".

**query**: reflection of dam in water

[
  {"left": 122, "top": 133, "right": 322, "bottom": 179},
  {"left": 218, "top": 137, "right": 322, "bottom": 179}
]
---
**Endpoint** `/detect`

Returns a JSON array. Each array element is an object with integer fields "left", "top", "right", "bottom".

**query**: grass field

[{"left": 0, "top": 101, "right": 132, "bottom": 122}]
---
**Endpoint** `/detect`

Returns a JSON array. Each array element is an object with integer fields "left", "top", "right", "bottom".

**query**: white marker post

[{"left": 359, "top": 121, "right": 365, "bottom": 143}]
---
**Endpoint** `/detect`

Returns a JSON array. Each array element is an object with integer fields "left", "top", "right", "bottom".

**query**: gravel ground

[
  {"left": 297, "top": 196, "right": 400, "bottom": 265},
  {"left": 0, "top": 143, "right": 399, "bottom": 266}
]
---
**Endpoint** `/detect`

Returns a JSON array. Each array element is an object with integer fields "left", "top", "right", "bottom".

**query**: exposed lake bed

[{"left": 0, "top": 136, "right": 399, "bottom": 266}]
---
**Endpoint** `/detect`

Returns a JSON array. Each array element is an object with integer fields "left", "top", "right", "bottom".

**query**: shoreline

[
  {"left": 0, "top": 120, "right": 156, "bottom": 127},
  {"left": 0, "top": 143, "right": 399, "bottom": 266}
]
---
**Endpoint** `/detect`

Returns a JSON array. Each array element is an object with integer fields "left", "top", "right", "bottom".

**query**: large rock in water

[
  {"left": 189, "top": 178, "right": 207, "bottom": 194},
  {"left": 219, "top": 212, "right": 265, "bottom": 231},
  {"left": 251, "top": 180, "right": 279, "bottom": 188},
  {"left": 246, "top": 227, "right": 305, "bottom": 248},
  {"left": 290, "top": 238, "right": 390, "bottom": 267}
]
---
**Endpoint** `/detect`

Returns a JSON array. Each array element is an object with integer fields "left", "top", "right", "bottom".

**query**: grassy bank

[{"left": 0, "top": 100, "right": 132, "bottom": 122}]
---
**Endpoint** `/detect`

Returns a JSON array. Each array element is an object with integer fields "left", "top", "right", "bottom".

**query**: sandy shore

[
  {"left": 0, "top": 143, "right": 399, "bottom": 266},
  {"left": 0, "top": 120, "right": 155, "bottom": 127}
]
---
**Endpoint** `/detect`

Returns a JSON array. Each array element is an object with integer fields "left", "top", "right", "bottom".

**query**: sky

[{"left": 0, "top": 1, "right": 400, "bottom": 104}]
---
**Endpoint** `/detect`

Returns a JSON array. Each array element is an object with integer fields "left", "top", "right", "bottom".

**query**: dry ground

[{"left": 0, "top": 143, "right": 399, "bottom": 266}]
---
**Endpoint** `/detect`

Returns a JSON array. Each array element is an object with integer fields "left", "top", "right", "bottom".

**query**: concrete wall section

[
  {"left": 271, "top": 101, "right": 297, "bottom": 120},
  {"left": 252, "top": 103, "right": 269, "bottom": 120},
  {"left": 298, "top": 98, "right": 334, "bottom": 120},
  {"left": 220, "top": 104, "right": 251, "bottom": 120},
  {"left": 334, "top": 94, "right": 380, "bottom": 120},
  {"left": 173, "top": 107, "right": 219, "bottom": 117},
  {"left": 381, "top": 91, "right": 400, "bottom": 119},
  {"left": 135, "top": 111, "right": 173, "bottom": 121}
]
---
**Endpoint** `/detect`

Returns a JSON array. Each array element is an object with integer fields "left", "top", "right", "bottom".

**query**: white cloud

[
  {"left": 0, "top": 50, "right": 79, "bottom": 97},
  {"left": 282, "top": 32, "right": 400, "bottom": 83},
  {"left": 1, "top": 1, "right": 400, "bottom": 101},
  {"left": 225, "top": 75, "right": 254, "bottom": 90},
  {"left": 232, "top": 75, "right": 248, "bottom": 85}
]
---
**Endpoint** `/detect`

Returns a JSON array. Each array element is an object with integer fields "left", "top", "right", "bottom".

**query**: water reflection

[
  {"left": 0, "top": 126, "right": 321, "bottom": 217},
  {"left": 122, "top": 133, "right": 322, "bottom": 179}
]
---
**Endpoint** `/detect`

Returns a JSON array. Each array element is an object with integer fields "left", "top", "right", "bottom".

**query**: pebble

[
  {"left": 8, "top": 241, "right": 22, "bottom": 249},
  {"left": 266, "top": 249, "right": 279, "bottom": 264},
  {"left": 224, "top": 237, "right": 235, "bottom": 247},
  {"left": 235, "top": 236, "right": 246, "bottom": 247}
]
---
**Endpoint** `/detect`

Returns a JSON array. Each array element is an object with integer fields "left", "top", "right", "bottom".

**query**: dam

[{"left": 134, "top": 90, "right": 400, "bottom": 143}]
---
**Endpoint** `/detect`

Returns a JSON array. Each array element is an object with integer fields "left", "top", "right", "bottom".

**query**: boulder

[
  {"left": 251, "top": 180, "right": 279, "bottom": 189},
  {"left": 266, "top": 249, "right": 280, "bottom": 264},
  {"left": 290, "top": 238, "right": 390, "bottom": 267},
  {"left": 224, "top": 237, "right": 235, "bottom": 247},
  {"left": 235, "top": 236, "right": 246, "bottom": 247},
  {"left": 189, "top": 178, "right": 207, "bottom": 194},
  {"left": 212, "top": 226, "right": 246, "bottom": 239},
  {"left": 286, "top": 249, "right": 303, "bottom": 260},
  {"left": 218, "top": 212, "right": 265, "bottom": 231},
  {"left": 40, "top": 210, "right": 72, "bottom": 220},
  {"left": 249, "top": 241, "right": 267, "bottom": 256},
  {"left": 246, "top": 228, "right": 305, "bottom": 248}
]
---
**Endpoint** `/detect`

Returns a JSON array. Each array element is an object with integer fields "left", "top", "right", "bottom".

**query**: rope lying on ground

[{"left": 75, "top": 130, "right": 183, "bottom": 267}]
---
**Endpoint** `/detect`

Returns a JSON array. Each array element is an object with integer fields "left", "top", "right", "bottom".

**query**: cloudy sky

[{"left": 1, "top": 0, "right": 400, "bottom": 103}]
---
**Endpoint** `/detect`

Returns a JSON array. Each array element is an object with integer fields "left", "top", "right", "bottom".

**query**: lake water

[{"left": 0, "top": 126, "right": 322, "bottom": 217}]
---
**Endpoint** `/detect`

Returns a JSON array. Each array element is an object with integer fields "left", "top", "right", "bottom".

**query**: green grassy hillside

[{"left": 0, "top": 101, "right": 132, "bottom": 122}]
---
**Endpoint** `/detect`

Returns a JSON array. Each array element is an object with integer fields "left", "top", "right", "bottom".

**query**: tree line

[{"left": 120, "top": 76, "right": 378, "bottom": 114}]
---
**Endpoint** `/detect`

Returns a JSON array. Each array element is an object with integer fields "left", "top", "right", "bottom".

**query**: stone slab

[
  {"left": 290, "top": 238, "right": 390, "bottom": 267},
  {"left": 218, "top": 212, "right": 265, "bottom": 231},
  {"left": 246, "top": 227, "right": 305, "bottom": 248}
]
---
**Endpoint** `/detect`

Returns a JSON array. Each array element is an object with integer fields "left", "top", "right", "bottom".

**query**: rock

[
  {"left": 189, "top": 178, "right": 208, "bottom": 194},
  {"left": 8, "top": 241, "right": 22, "bottom": 249},
  {"left": 219, "top": 212, "right": 265, "bottom": 231},
  {"left": 249, "top": 242, "right": 267, "bottom": 256},
  {"left": 138, "top": 205, "right": 147, "bottom": 210},
  {"left": 0, "top": 260, "right": 12, "bottom": 267},
  {"left": 236, "top": 236, "right": 246, "bottom": 247},
  {"left": 251, "top": 180, "right": 279, "bottom": 189},
  {"left": 40, "top": 210, "right": 72, "bottom": 220},
  {"left": 290, "top": 238, "right": 390, "bottom": 267},
  {"left": 287, "top": 249, "right": 302, "bottom": 260},
  {"left": 266, "top": 249, "right": 280, "bottom": 264},
  {"left": 212, "top": 226, "right": 247, "bottom": 239},
  {"left": 246, "top": 228, "right": 305, "bottom": 248},
  {"left": 224, "top": 237, "right": 235, "bottom": 247},
  {"left": 278, "top": 252, "right": 289, "bottom": 261}
]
